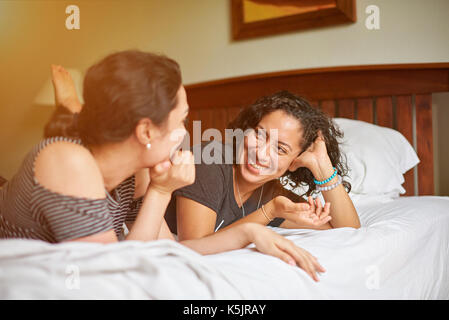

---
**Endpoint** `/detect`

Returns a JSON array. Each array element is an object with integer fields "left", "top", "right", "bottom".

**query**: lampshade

[{"left": 34, "top": 68, "right": 84, "bottom": 106}]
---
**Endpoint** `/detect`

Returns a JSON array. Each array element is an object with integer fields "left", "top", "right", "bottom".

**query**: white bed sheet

[{"left": 0, "top": 196, "right": 448, "bottom": 299}]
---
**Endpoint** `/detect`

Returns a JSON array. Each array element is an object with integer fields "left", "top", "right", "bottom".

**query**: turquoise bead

[{"left": 314, "top": 167, "right": 337, "bottom": 185}]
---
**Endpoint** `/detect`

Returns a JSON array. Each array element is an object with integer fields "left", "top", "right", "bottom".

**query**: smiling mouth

[
  {"left": 245, "top": 148, "right": 271, "bottom": 173},
  {"left": 246, "top": 159, "right": 275, "bottom": 176},
  {"left": 248, "top": 163, "right": 265, "bottom": 170}
]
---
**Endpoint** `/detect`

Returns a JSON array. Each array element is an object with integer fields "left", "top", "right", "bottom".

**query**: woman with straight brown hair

[{"left": 0, "top": 50, "right": 325, "bottom": 281}]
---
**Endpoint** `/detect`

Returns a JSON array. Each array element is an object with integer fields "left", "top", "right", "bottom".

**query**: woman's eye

[
  {"left": 256, "top": 129, "right": 266, "bottom": 140},
  {"left": 278, "top": 147, "right": 287, "bottom": 155}
]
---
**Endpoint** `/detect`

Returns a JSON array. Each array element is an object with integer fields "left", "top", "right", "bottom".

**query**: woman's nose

[{"left": 257, "top": 142, "right": 271, "bottom": 166}]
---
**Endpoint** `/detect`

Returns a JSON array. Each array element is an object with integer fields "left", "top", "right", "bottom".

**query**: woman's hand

[
  {"left": 246, "top": 223, "right": 326, "bottom": 282},
  {"left": 292, "top": 131, "right": 334, "bottom": 180},
  {"left": 148, "top": 150, "right": 195, "bottom": 196},
  {"left": 268, "top": 195, "right": 331, "bottom": 228}
]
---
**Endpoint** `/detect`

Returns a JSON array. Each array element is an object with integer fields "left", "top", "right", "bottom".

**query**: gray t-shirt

[{"left": 164, "top": 141, "right": 284, "bottom": 234}]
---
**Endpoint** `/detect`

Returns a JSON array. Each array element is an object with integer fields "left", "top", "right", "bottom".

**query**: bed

[{"left": 1, "top": 63, "right": 449, "bottom": 299}]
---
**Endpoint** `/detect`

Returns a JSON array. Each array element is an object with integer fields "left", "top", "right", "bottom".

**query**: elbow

[
  {"left": 329, "top": 219, "right": 361, "bottom": 230},
  {"left": 351, "top": 221, "right": 362, "bottom": 229}
]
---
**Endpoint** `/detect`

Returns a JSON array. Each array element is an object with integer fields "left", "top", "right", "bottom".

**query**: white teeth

[{"left": 250, "top": 163, "right": 263, "bottom": 170}]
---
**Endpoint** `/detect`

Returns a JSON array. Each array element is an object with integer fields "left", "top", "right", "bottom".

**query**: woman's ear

[{"left": 135, "top": 118, "right": 153, "bottom": 146}]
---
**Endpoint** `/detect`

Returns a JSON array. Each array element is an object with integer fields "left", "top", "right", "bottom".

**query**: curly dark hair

[{"left": 227, "top": 90, "right": 351, "bottom": 197}]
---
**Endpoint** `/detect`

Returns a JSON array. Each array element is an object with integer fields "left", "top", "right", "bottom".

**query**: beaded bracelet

[
  {"left": 316, "top": 175, "right": 342, "bottom": 192},
  {"left": 314, "top": 167, "right": 337, "bottom": 185}
]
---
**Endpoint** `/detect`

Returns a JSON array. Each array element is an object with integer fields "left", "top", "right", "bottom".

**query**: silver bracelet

[
  {"left": 316, "top": 175, "right": 342, "bottom": 192},
  {"left": 261, "top": 204, "right": 273, "bottom": 222}
]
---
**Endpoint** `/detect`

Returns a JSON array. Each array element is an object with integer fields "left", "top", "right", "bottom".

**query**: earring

[{"left": 146, "top": 143, "right": 151, "bottom": 150}]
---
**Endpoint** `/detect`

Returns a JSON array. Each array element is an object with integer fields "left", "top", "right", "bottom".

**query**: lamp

[{"left": 34, "top": 68, "right": 84, "bottom": 106}]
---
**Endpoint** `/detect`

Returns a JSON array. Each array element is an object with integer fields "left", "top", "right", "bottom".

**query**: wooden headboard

[{"left": 184, "top": 63, "right": 449, "bottom": 196}]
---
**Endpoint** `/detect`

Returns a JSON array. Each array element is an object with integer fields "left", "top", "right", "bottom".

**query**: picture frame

[{"left": 231, "top": 0, "right": 357, "bottom": 40}]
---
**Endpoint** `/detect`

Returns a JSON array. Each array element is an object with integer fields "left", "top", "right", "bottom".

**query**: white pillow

[{"left": 333, "top": 118, "right": 419, "bottom": 196}]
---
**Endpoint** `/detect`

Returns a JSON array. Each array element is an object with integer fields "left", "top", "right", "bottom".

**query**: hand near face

[
  {"left": 294, "top": 131, "right": 332, "bottom": 170},
  {"left": 272, "top": 195, "right": 331, "bottom": 228},
  {"left": 148, "top": 150, "right": 195, "bottom": 195}
]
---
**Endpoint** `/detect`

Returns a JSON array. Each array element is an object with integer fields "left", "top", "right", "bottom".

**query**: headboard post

[{"left": 415, "top": 94, "right": 434, "bottom": 195}]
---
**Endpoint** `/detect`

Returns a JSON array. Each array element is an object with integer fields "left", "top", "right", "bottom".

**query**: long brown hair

[
  {"left": 44, "top": 50, "right": 182, "bottom": 146},
  {"left": 227, "top": 90, "right": 351, "bottom": 197}
]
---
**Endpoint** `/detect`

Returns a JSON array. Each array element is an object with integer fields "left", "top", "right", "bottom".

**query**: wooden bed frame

[{"left": 184, "top": 63, "right": 449, "bottom": 196}]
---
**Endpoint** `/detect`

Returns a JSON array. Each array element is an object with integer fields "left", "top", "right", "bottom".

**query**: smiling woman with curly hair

[
  {"left": 227, "top": 90, "right": 352, "bottom": 198},
  {"left": 165, "top": 90, "right": 360, "bottom": 240}
]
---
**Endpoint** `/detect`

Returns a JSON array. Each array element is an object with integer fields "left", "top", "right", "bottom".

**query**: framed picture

[{"left": 231, "top": 0, "right": 356, "bottom": 40}]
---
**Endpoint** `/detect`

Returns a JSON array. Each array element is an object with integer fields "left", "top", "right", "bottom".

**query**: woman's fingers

[
  {"left": 308, "top": 196, "right": 315, "bottom": 212},
  {"left": 261, "top": 241, "right": 296, "bottom": 267},
  {"left": 299, "top": 248, "right": 326, "bottom": 277},
  {"left": 315, "top": 198, "right": 323, "bottom": 217},
  {"left": 276, "top": 240, "right": 325, "bottom": 282},
  {"left": 314, "top": 257, "right": 326, "bottom": 273},
  {"left": 254, "top": 228, "right": 325, "bottom": 282},
  {"left": 315, "top": 201, "right": 331, "bottom": 225},
  {"left": 275, "top": 249, "right": 297, "bottom": 267},
  {"left": 320, "top": 202, "right": 331, "bottom": 219},
  {"left": 149, "top": 150, "right": 195, "bottom": 194},
  {"left": 307, "top": 196, "right": 315, "bottom": 217},
  {"left": 293, "top": 202, "right": 311, "bottom": 212},
  {"left": 152, "top": 160, "right": 172, "bottom": 175},
  {"left": 283, "top": 198, "right": 332, "bottom": 226}
]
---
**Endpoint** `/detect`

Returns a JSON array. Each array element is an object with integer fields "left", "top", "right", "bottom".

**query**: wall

[{"left": 0, "top": 0, "right": 448, "bottom": 193}]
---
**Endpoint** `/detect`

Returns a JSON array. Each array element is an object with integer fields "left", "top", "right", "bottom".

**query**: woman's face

[
  {"left": 142, "top": 85, "right": 189, "bottom": 167},
  {"left": 237, "top": 110, "right": 303, "bottom": 186}
]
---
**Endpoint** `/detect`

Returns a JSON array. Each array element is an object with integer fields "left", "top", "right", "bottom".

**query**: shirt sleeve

[
  {"left": 268, "top": 217, "right": 285, "bottom": 227},
  {"left": 37, "top": 195, "right": 114, "bottom": 242},
  {"left": 173, "top": 161, "right": 226, "bottom": 214}
]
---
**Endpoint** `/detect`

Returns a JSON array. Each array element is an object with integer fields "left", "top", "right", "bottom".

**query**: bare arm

[
  {"left": 125, "top": 187, "right": 172, "bottom": 241},
  {"left": 175, "top": 178, "right": 333, "bottom": 241},
  {"left": 309, "top": 161, "right": 360, "bottom": 229},
  {"left": 176, "top": 195, "right": 286, "bottom": 241},
  {"left": 35, "top": 142, "right": 118, "bottom": 243},
  {"left": 176, "top": 196, "right": 217, "bottom": 240},
  {"left": 36, "top": 144, "right": 190, "bottom": 243},
  {"left": 291, "top": 131, "right": 360, "bottom": 229},
  {"left": 126, "top": 151, "right": 195, "bottom": 241},
  {"left": 126, "top": 168, "right": 177, "bottom": 241},
  {"left": 180, "top": 223, "right": 250, "bottom": 255},
  {"left": 181, "top": 222, "right": 326, "bottom": 282},
  {"left": 175, "top": 195, "right": 286, "bottom": 240},
  {"left": 176, "top": 191, "right": 332, "bottom": 242}
]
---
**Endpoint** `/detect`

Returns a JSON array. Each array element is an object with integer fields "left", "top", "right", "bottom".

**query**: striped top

[{"left": 0, "top": 137, "right": 143, "bottom": 243}]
